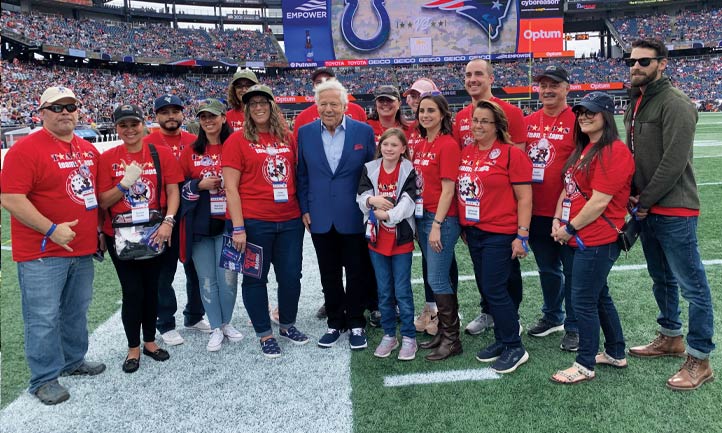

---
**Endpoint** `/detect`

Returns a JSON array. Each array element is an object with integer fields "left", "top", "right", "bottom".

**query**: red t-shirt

[
  {"left": 179, "top": 143, "right": 227, "bottom": 220},
  {"left": 368, "top": 161, "right": 415, "bottom": 256},
  {"left": 97, "top": 143, "right": 184, "bottom": 235},
  {"left": 457, "top": 142, "right": 532, "bottom": 233},
  {"left": 413, "top": 134, "right": 460, "bottom": 217},
  {"left": 453, "top": 97, "right": 526, "bottom": 148},
  {"left": 2, "top": 129, "right": 100, "bottom": 261},
  {"left": 144, "top": 130, "right": 197, "bottom": 160},
  {"left": 406, "top": 121, "right": 423, "bottom": 161},
  {"left": 524, "top": 107, "right": 576, "bottom": 217},
  {"left": 222, "top": 130, "right": 300, "bottom": 221},
  {"left": 293, "top": 102, "right": 367, "bottom": 139},
  {"left": 226, "top": 109, "right": 245, "bottom": 132},
  {"left": 563, "top": 140, "right": 635, "bottom": 247},
  {"left": 365, "top": 119, "right": 413, "bottom": 145}
]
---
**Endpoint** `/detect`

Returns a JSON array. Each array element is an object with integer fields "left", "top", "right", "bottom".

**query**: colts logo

[
  {"left": 423, "top": 0, "right": 512, "bottom": 41},
  {"left": 341, "top": 0, "right": 391, "bottom": 52}
]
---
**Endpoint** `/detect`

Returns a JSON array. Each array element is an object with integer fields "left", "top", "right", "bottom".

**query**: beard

[
  {"left": 630, "top": 69, "right": 657, "bottom": 88},
  {"left": 160, "top": 120, "right": 180, "bottom": 132}
]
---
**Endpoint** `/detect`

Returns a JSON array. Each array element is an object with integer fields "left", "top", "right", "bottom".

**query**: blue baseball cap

[
  {"left": 573, "top": 91, "right": 615, "bottom": 114},
  {"left": 154, "top": 94, "right": 184, "bottom": 112}
]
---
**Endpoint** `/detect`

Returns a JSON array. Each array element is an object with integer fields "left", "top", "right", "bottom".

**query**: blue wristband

[
  {"left": 575, "top": 235, "right": 586, "bottom": 251},
  {"left": 116, "top": 183, "right": 129, "bottom": 194},
  {"left": 516, "top": 234, "right": 529, "bottom": 253},
  {"left": 232, "top": 226, "right": 245, "bottom": 233},
  {"left": 41, "top": 223, "right": 57, "bottom": 252}
]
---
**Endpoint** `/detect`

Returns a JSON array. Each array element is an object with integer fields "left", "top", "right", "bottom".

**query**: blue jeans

[
  {"left": 640, "top": 215, "right": 715, "bottom": 359},
  {"left": 567, "top": 242, "right": 625, "bottom": 370},
  {"left": 417, "top": 212, "right": 461, "bottom": 295},
  {"left": 529, "top": 215, "right": 577, "bottom": 332},
  {"left": 369, "top": 250, "right": 415, "bottom": 338},
  {"left": 18, "top": 256, "right": 94, "bottom": 393},
  {"left": 241, "top": 218, "right": 304, "bottom": 338},
  {"left": 192, "top": 234, "right": 238, "bottom": 330},
  {"left": 465, "top": 228, "right": 522, "bottom": 348}
]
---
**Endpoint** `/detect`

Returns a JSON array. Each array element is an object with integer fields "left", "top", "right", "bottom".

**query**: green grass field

[{"left": 2, "top": 113, "right": 721, "bottom": 432}]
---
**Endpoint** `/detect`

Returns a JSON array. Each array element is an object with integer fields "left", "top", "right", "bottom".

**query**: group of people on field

[{"left": 1, "top": 38, "right": 714, "bottom": 407}]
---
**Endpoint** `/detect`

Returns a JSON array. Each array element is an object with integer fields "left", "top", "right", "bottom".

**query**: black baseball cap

[
  {"left": 573, "top": 91, "right": 615, "bottom": 114},
  {"left": 374, "top": 85, "right": 401, "bottom": 101},
  {"left": 113, "top": 104, "right": 144, "bottom": 124},
  {"left": 534, "top": 65, "right": 570, "bottom": 83}
]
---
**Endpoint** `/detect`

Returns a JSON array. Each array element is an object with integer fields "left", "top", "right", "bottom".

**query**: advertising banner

[{"left": 282, "top": 0, "right": 564, "bottom": 67}]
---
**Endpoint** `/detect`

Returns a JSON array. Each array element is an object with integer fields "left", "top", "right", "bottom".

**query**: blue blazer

[{"left": 297, "top": 117, "right": 376, "bottom": 234}]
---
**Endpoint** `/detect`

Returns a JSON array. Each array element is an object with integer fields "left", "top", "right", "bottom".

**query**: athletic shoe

[
  {"left": 222, "top": 323, "right": 244, "bottom": 342},
  {"left": 61, "top": 361, "right": 106, "bottom": 377},
  {"left": 318, "top": 328, "right": 344, "bottom": 348},
  {"left": 207, "top": 328, "right": 224, "bottom": 352},
  {"left": 260, "top": 337, "right": 282, "bottom": 358},
  {"left": 160, "top": 329, "right": 184, "bottom": 346},
  {"left": 280, "top": 325, "right": 310, "bottom": 345},
  {"left": 491, "top": 347, "right": 529, "bottom": 374},
  {"left": 397, "top": 336, "right": 417, "bottom": 361},
  {"left": 527, "top": 319, "right": 564, "bottom": 337},
  {"left": 185, "top": 318, "right": 212, "bottom": 333},
  {"left": 560, "top": 331, "right": 580, "bottom": 352},
  {"left": 33, "top": 380, "right": 70, "bottom": 405},
  {"left": 368, "top": 310, "right": 382, "bottom": 328},
  {"left": 464, "top": 313, "right": 494, "bottom": 335},
  {"left": 476, "top": 341, "right": 505, "bottom": 363},
  {"left": 349, "top": 328, "right": 368, "bottom": 350},
  {"left": 374, "top": 335, "right": 399, "bottom": 358}
]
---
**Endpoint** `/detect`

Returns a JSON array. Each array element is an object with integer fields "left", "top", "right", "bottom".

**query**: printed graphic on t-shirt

[
  {"left": 262, "top": 153, "right": 291, "bottom": 184},
  {"left": 112, "top": 160, "right": 157, "bottom": 205},
  {"left": 59, "top": 154, "right": 96, "bottom": 206},
  {"left": 457, "top": 174, "right": 482, "bottom": 202},
  {"left": 563, "top": 169, "right": 581, "bottom": 199},
  {"left": 191, "top": 153, "right": 225, "bottom": 195}
]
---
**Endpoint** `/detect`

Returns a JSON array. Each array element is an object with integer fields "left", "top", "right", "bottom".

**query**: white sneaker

[
  {"left": 221, "top": 323, "right": 244, "bottom": 342},
  {"left": 161, "top": 329, "right": 184, "bottom": 346},
  {"left": 186, "top": 318, "right": 212, "bottom": 333},
  {"left": 465, "top": 313, "right": 495, "bottom": 335},
  {"left": 207, "top": 328, "right": 224, "bottom": 352}
]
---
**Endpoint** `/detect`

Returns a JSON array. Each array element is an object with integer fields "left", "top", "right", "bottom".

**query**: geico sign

[
  {"left": 393, "top": 58, "right": 417, "bottom": 64},
  {"left": 369, "top": 59, "right": 391, "bottom": 65},
  {"left": 523, "top": 29, "right": 562, "bottom": 41}
]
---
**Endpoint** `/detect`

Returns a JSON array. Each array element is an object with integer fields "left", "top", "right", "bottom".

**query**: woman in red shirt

[
  {"left": 413, "top": 92, "right": 462, "bottom": 361},
  {"left": 223, "top": 84, "right": 307, "bottom": 359},
  {"left": 366, "top": 85, "right": 412, "bottom": 143},
  {"left": 457, "top": 101, "right": 532, "bottom": 374},
  {"left": 550, "top": 92, "right": 634, "bottom": 384}
]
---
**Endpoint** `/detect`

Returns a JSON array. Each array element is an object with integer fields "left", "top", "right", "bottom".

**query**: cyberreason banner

[{"left": 282, "top": 0, "right": 563, "bottom": 67}]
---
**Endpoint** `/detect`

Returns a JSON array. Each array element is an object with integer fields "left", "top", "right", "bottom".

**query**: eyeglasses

[
  {"left": 41, "top": 103, "right": 78, "bottom": 113},
  {"left": 623, "top": 57, "right": 663, "bottom": 67},
  {"left": 420, "top": 91, "right": 443, "bottom": 98},
  {"left": 472, "top": 119, "right": 495, "bottom": 125},
  {"left": 234, "top": 84, "right": 252, "bottom": 90},
  {"left": 575, "top": 109, "right": 598, "bottom": 119},
  {"left": 248, "top": 100, "right": 270, "bottom": 108}
]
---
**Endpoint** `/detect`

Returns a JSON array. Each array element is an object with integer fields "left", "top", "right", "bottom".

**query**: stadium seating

[{"left": 611, "top": 8, "right": 722, "bottom": 47}]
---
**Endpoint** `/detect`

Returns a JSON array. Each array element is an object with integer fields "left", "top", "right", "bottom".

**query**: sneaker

[
  {"left": 33, "top": 380, "right": 70, "bottom": 405},
  {"left": 161, "top": 329, "right": 185, "bottom": 346},
  {"left": 280, "top": 325, "right": 310, "bottom": 345},
  {"left": 398, "top": 337, "right": 418, "bottom": 361},
  {"left": 316, "top": 304, "right": 327, "bottom": 320},
  {"left": 349, "top": 328, "right": 368, "bottom": 350},
  {"left": 374, "top": 335, "right": 399, "bottom": 358},
  {"left": 207, "top": 328, "right": 224, "bottom": 352},
  {"left": 368, "top": 310, "right": 382, "bottom": 328},
  {"left": 491, "top": 347, "right": 529, "bottom": 374},
  {"left": 560, "top": 331, "right": 580, "bottom": 352},
  {"left": 414, "top": 305, "right": 433, "bottom": 332},
  {"left": 527, "top": 319, "right": 564, "bottom": 337},
  {"left": 465, "top": 313, "right": 494, "bottom": 335},
  {"left": 318, "top": 328, "right": 344, "bottom": 348},
  {"left": 270, "top": 306, "right": 280, "bottom": 325},
  {"left": 260, "top": 337, "right": 282, "bottom": 358},
  {"left": 61, "top": 361, "right": 106, "bottom": 377},
  {"left": 185, "top": 318, "right": 212, "bottom": 333},
  {"left": 222, "top": 323, "right": 244, "bottom": 342},
  {"left": 476, "top": 341, "right": 505, "bottom": 362}
]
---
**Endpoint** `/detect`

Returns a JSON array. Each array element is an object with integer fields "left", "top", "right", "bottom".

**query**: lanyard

[
  {"left": 630, "top": 93, "right": 644, "bottom": 155},
  {"left": 540, "top": 107, "right": 567, "bottom": 139}
]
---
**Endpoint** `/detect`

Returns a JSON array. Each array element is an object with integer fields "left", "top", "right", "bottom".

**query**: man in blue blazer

[{"left": 297, "top": 78, "right": 376, "bottom": 350}]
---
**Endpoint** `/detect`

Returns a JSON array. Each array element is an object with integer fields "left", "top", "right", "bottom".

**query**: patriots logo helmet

[{"left": 423, "top": 0, "right": 512, "bottom": 41}]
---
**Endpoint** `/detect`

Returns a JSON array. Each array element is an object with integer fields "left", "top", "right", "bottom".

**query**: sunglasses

[
  {"left": 624, "top": 57, "right": 663, "bottom": 67},
  {"left": 575, "top": 109, "right": 599, "bottom": 119},
  {"left": 41, "top": 103, "right": 78, "bottom": 113},
  {"left": 420, "top": 90, "right": 443, "bottom": 98}
]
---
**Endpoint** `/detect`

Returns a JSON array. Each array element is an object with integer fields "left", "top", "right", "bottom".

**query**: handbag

[
  {"left": 575, "top": 187, "right": 639, "bottom": 252},
  {"left": 112, "top": 144, "right": 166, "bottom": 260}
]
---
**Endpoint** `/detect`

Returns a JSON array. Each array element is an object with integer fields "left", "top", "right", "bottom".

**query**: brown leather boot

[
  {"left": 419, "top": 330, "right": 442, "bottom": 349},
  {"left": 629, "top": 333, "right": 685, "bottom": 358},
  {"left": 426, "top": 294, "right": 463, "bottom": 361},
  {"left": 666, "top": 355, "right": 715, "bottom": 391}
]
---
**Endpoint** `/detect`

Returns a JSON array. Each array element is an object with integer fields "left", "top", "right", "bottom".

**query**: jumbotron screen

[{"left": 282, "top": 0, "right": 565, "bottom": 67}]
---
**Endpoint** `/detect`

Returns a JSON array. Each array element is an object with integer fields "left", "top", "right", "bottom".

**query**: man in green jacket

[{"left": 624, "top": 38, "right": 714, "bottom": 391}]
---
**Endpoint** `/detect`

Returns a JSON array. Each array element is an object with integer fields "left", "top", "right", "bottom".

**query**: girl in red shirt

[{"left": 550, "top": 91, "right": 634, "bottom": 384}]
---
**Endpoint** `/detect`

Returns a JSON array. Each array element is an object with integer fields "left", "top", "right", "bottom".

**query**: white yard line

[{"left": 384, "top": 368, "right": 500, "bottom": 387}]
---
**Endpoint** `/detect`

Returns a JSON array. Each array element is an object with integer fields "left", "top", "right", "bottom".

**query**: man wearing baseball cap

[
  {"left": 227, "top": 68, "right": 259, "bottom": 131},
  {"left": 524, "top": 65, "right": 579, "bottom": 351},
  {"left": 144, "top": 95, "right": 211, "bottom": 346},
  {"left": 2, "top": 86, "right": 106, "bottom": 405}
]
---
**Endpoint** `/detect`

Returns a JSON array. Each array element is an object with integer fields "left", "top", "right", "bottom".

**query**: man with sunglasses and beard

[
  {"left": 1, "top": 86, "right": 106, "bottom": 405},
  {"left": 624, "top": 38, "right": 715, "bottom": 391},
  {"left": 144, "top": 95, "right": 211, "bottom": 346}
]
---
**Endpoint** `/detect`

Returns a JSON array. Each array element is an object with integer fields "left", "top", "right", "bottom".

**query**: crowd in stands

[
  {"left": 2, "top": 55, "right": 720, "bottom": 127},
  {"left": 612, "top": 8, "right": 722, "bottom": 47},
  {"left": 0, "top": 10, "right": 281, "bottom": 62}
]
